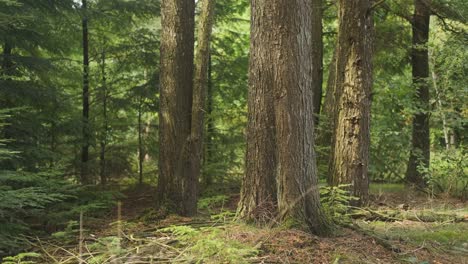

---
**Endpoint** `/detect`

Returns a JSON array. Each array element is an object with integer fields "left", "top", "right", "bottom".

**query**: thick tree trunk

[
  {"left": 239, "top": 0, "right": 331, "bottom": 234},
  {"left": 312, "top": 0, "right": 324, "bottom": 125},
  {"left": 328, "top": 0, "right": 373, "bottom": 204},
  {"left": 237, "top": 0, "right": 278, "bottom": 221},
  {"left": 272, "top": 0, "right": 331, "bottom": 235},
  {"left": 81, "top": 0, "right": 91, "bottom": 185},
  {"left": 157, "top": 0, "right": 195, "bottom": 214},
  {"left": 183, "top": 0, "right": 216, "bottom": 216},
  {"left": 406, "top": 0, "right": 430, "bottom": 187}
]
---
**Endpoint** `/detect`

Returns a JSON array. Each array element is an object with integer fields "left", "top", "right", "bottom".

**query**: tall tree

[
  {"left": 312, "top": 0, "right": 324, "bottom": 125},
  {"left": 406, "top": 0, "right": 430, "bottom": 187},
  {"left": 237, "top": 0, "right": 278, "bottom": 221},
  {"left": 157, "top": 0, "right": 195, "bottom": 214},
  {"left": 182, "top": 0, "right": 216, "bottom": 215},
  {"left": 327, "top": 0, "right": 373, "bottom": 204},
  {"left": 239, "top": 0, "right": 331, "bottom": 234},
  {"left": 81, "top": 0, "right": 91, "bottom": 184}
]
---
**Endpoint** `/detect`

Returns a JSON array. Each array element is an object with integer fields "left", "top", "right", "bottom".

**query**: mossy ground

[{"left": 30, "top": 183, "right": 467, "bottom": 263}]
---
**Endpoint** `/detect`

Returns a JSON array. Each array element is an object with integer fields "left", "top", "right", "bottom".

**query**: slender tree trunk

[
  {"left": 406, "top": 0, "right": 430, "bottom": 187},
  {"left": 237, "top": 0, "right": 278, "bottom": 221},
  {"left": 157, "top": 0, "right": 195, "bottom": 213},
  {"left": 178, "top": 0, "right": 217, "bottom": 215},
  {"left": 312, "top": 0, "right": 324, "bottom": 125},
  {"left": 328, "top": 0, "right": 373, "bottom": 204},
  {"left": 99, "top": 50, "right": 108, "bottom": 186},
  {"left": 203, "top": 55, "right": 214, "bottom": 186},
  {"left": 317, "top": 48, "right": 337, "bottom": 175},
  {"left": 138, "top": 95, "right": 144, "bottom": 185},
  {"left": 81, "top": 0, "right": 91, "bottom": 185}
]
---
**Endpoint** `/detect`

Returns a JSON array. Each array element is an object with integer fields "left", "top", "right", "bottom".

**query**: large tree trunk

[
  {"left": 184, "top": 0, "right": 216, "bottom": 216},
  {"left": 312, "top": 0, "right": 324, "bottom": 125},
  {"left": 328, "top": 0, "right": 373, "bottom": 204},
  {"left": 237, "top": 0, "right": 278, "bottom": 221},
  {"left": 239, "top": 0, "right": 331, "bottom": 234},
  {"left": 406, "top": 0, "right": 430, "bottom": 187},
  {"left": 81, "top": 0, "right": 91, "bottom": 185},
  {"left": 157, "top": 0, "right": 195, "bottom": 214},
  {"left": 273, "top": 0, "right": 331, "bottom": 235}
]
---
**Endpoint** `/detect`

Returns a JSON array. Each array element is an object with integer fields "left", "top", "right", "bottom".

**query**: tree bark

[
  {"left": 312, "top": 0, "right": 324, "bottom": 126},
  {"left": 272, "top": 0, "right": 331, "bottom": 235},
  {"left": 237, "top": 0, "right": 278, "bottom": 221},
  {"left": 406, "top": 0, "right": 430, "bottom": 187},
  {"left": 157, "top": 0, "right": 195, "bottom": 214},
  {"left": 81, "top": 0, "right": 91, "bottom": 185},
  {"left": 328, "top": 0, "right": 373, "bottom": 204},
  {"left": 239, "top": 0, "right": 332, "bottom": 234},
  {"left": 99, "top": 50, "right": 108, "bottom": 186},
  {"left": 184, "top": 0, "right": 216, "bottom": 216},
  {"left": 138, "top": 95, "right": 144, "bottom": 185},
  {"left": 203, "top": 55, "right": 214, "bottom": 186}
]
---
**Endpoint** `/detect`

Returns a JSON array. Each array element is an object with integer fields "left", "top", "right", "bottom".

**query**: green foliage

[
  {"left": 425, "top": 148, "right": 467, "bottom": 199},
  {"left": 197, "top": 195, "right": 228, "bottom": 212},
  {"left": 161, "top": 225, "right": 258, "bottom": 263},
  {"left": 86, "top": 236, "right": 124, "bottom": 264},
  {"left": 320, "top": 184, "right": 358, "bottom": 224},
  {"left": 2, "top": 252, "right": 41, "bottom": 264}
]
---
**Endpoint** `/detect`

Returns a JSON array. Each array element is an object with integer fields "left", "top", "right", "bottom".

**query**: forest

[{"left": 0, "top": 0, "right": 467, "bottom": 263}]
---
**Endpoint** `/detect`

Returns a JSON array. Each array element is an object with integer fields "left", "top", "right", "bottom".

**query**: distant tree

[
  {"left": 81, "top": 0, "right": 91, "bottom": 184},
  {"left": 406, "top": 0, "right": 430, "bottom": 187},
  {"left": 328, "top": 0, "right": 373, "bottom": 204},
  {"left": 312, "top": 0, "right": 324, "bottom": 125}
]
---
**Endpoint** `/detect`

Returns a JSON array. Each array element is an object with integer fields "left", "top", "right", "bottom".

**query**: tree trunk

[
  {"left": 203, "top": 55, "right": 214, "bottom": 186},
  {"left": 312, "top": 0, "right": 324, "bottom": 126},
  {"left": 179, "top": 0, "right": 216, "bottom": 215},
  {"left": 239, "top": 0, "right": 331, "bottom": 234},
  {"left": 81, "top": 0, "right": 91, "bottom": 185},
  {"left": 328, "top": 0, "right": 373, "bottom": 204},
  {"left": 237, "top": 0, "right": 278, "bottom": 221},
  {"left": 406, "top": 0, "right": 430, "bottom": 187},
  {"left": 272, "top": 0, "right": 331, "bottom": 235},
  {"left": 99, "top": 50, "right": 108, "bottom": 186},
  {"left": 138, "top": 95, "right": 144, "bottom": 185},
  {"left": 157, "top": 0, "right": 195, "bottom": 214}
]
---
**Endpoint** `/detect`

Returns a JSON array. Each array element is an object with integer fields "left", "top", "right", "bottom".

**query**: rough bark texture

[
  {"left": 157, "top": 0, "right": 195, "bottom": 214},
  {"left": 239, "top": 0, "right": 331, "bottom": 234},
  {"left": 328, "top": 0, "right": 373, "bottom": 204},
  {"left": 184, "top": 0, "right": 216, "bottom": 216},
  {"left": 312, "top": 0, "right": 324, "bottom": 125},
  {"left": 81, "top": 0, "right": 91, "bottom": 185},
  {"left": 272, "top": 0, "right": 331, "bottom": 235},
  {"left": 238, "top": 0, "right": 278, "bottom": 221},
  {"left": 406, "top": 0, "right": 430, "bottom": 187}
]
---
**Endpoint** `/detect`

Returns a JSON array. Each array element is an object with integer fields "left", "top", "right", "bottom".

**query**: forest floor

[{"left": 34, "top": 184, "right": 467, "bottom": 264}]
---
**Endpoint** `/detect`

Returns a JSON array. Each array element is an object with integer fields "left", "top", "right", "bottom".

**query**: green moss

[{"left": 369, "top": 183, "right": 406, "bottom": 194}]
